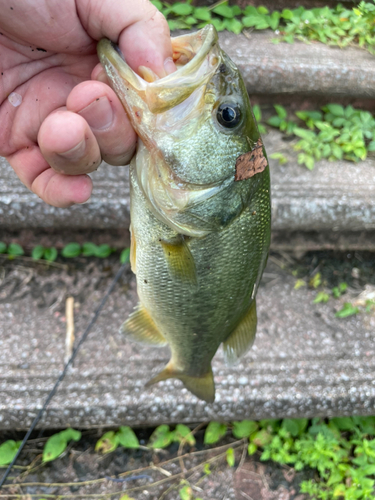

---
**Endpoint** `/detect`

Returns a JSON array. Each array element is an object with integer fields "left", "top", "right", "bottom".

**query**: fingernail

[
  {"left": 79, "top": 96, "right": 114, "bottom": 131},
  {"left": 59, "top": 138, "right": 86, "bottom": 160},
  {"left": 164, "top": 57, "right": 177, "bottom": 75}
]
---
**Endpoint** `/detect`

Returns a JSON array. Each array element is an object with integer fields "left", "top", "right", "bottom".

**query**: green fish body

[{"left": 97, "top": 25, "right": 271, "bottom": 402}]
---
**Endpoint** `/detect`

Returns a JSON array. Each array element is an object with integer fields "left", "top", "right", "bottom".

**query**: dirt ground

[
  {"left": 0, "top": 428, "right": 313, "bottom": 500},
  {"left": 1, "top": 250, "right": 375, "bottom": 498}
]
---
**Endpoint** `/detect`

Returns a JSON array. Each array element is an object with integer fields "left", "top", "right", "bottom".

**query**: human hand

[{"left": 0, "top": 0, "right": 176, "bottom": 207}]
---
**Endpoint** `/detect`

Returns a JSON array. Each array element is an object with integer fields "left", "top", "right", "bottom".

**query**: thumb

[{"left": 77, "top": 0, "right": 176, "bottom": 78}]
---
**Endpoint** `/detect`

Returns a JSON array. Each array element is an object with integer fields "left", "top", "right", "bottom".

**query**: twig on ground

[{"left": 65, "top": 296, "right": 75, "bottom": 364}]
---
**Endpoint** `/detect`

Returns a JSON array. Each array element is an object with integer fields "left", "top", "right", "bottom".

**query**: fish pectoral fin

[
  {"left": 121, "top": 304, "right": 167, "bottom": 347},
  {"left": 160, "top": 235, "right": 198, "bottom": 288},
  {"left": 223, "top": 300, "right": 257, "bottom": 366},
  {"left": 145, "top": 362, "right": 215, "bottom": 403}
]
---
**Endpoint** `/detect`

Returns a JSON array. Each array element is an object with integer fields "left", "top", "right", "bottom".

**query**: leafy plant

[
  {"left": 120, "top": 247, "right": 130, "bottom": 264},
  {"left": 179, "top": 484, "right": 194, "bottom": 500},
  {"left": 267, "top": 105, "right": 296, "bottom": 135},
  {"left": 61, "top": 242, "right": 116, "bottom": 259},
  {"left": 269, "top": 152, "right": 288, "bottom": 165},
  {"left": 117, "top": 426, "right": 140, "bottom": 449},
  {"left": 232, "top": 420, "right": 258, "bottom": 438},
  {"left": 268, "top": 104, "right": 375, "bottom": 170},
  {"left": 226, "top": 447, "right": 235, "bottom": 467},
  {"left": 204, "top": 422, "right": 227, "bottom": 445},
  {"left": 0, "top": 440, "right": 21, "bottom": 466},
  {"left": 61, "top": 243, "right": 81, "bottom": 258},
  {"left": 332, "top": 282, "right": 348, "bottom": 298},
  {"left": 252, "top": 104, "right": 267, "bottom": 135},
  {"left": 148, "top": 425, "right": 175, "bottom": 449},
  {"left": 95, "top": 426, "right": 140, "bottom": 454},
  {"left": 32, "top": 246, "right": 58, "bottom": 262},
  {"left": 174, "top": 424, "right": 196, "bottom": 446},
  {"left": 43, "top": 428, "right": 81, "bottom": 463},
  {"left": 7, "top": 243, "right": 24, "bottom": 257},
  {"left": 313, "top": 291, "right": 330, "bottom": 304},
  {"left": 335, "top": 302, "right": 359, "bottom": 318},
  {"left": 95, "top": 431, "right": 119, "bottom": 454},
  {"left": 151, "top": 1, "right": 375, "bottom": 54},
  {"left": 294, "top": 279, "right": 306, "bottom": 290},
  {"left": 309, "top": 272, "right": 322, "bottom": 289}
]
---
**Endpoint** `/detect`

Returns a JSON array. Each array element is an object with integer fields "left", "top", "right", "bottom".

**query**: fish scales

[
  {"left": 131, "top": 160, "right": 270, "bottom": 374},
  {"left": 98, "top": 25, "right": 271, "bottom": 402}
]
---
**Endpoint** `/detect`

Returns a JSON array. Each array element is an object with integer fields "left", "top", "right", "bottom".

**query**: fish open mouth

[{"left": 97, "top": 25, "right": 220, "bottom": 115}]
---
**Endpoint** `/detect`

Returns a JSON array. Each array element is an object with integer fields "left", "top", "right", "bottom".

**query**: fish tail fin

[{"left": 145, "top": 362, "right": 215, "bottom": 403}]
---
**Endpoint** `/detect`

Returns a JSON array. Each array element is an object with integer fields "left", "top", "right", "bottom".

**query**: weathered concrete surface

[
  {"left": 219, "top": 31, "right": 375, "bottom": 99},
  {"left": 2, "top": 131, "right": 375, "bottom": 251},
  {"left": 0, "top": 257, "right": 374, "bottom": 430}
]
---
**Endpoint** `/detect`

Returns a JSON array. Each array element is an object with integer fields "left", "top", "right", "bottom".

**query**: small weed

[
  {"left": 0, "top": 439, "right": 22, "bottom": 466},
  {"left": 335, "top": 302, "right": 359, "bottom": 318},
  {"left": 32, "top": 245, "right": 58, "bottom": 262},
  {"left": 61, "top": 242, "right": 116, "bottom": 259},
  {"left": 204, "top": 422, "right": 228, "bottom": 445},
  {"left": 311, "top": 281, "right": 373, "bottom": 320},
  {"left": 95, "top": 426, "right": 140, "bottom": 454},
  {"left": 309, "top": 272, "right": 322, "bottom": 289},
  {"left": 267, "top": 104, "right": 375, "bottom": 169},
  {"left": 3, "top": 417, "right": 375, "bottom": 499},
  {"left": 7, "top": 243, "right": 24, "bottom": 257},
  {"left": 313, "top": 291, "right": 330, "bottom": 304},
  {"left": 252, "top": 104, "right": 267, "bottom": 135},
  {"left": 0, "top": 241, "right": 129, "bottom": 263},
  {"left": 269, "top": 152, "right": 288, "bottom": 165},
  {"left": 332, "top": 282, "right": 348, "bottom": 298},
  {"left": 43, "top": 428, "right": 81, "bottom": 463},
  {"left": 267, "top": 104, "right": 296, "bottom": 135},
  {"left": 151, "top": 1, "right": 375, "bottom": 53},
  {"left": 294, "top": 279, "right": 306, "bottom": 290}
]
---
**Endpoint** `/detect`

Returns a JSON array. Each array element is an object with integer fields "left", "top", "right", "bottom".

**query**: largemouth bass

[{"left": 97, "top": 25, "right": 271, "bottom": 402}]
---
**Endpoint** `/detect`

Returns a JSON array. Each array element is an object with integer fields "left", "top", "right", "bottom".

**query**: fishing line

[{"left": 0, "top": 262, "right": 127, "bottom": 489}]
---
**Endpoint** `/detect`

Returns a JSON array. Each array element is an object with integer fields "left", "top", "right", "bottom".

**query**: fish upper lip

[
  {"left": 107, "top": 24, "right": 218, "bottom": 86},
  {"left": 97, "top": 25, "right": 220, "bottom": 114}
]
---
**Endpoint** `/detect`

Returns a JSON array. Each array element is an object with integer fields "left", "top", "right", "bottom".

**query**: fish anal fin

[
  {"left": 145, "top": 362, "right": 215, "bottom": 403},
  {"left": 160, "top": 235, "right": 198, "bottom": 287},
  {"left": 130, "top": 224, "right": 137, "bottom": 273},
  {"left": 223, "top": 300, "right": 257, "bottom": 366},
  {"left": 121, "top": 304, "right": 167, "bottom": 347}
]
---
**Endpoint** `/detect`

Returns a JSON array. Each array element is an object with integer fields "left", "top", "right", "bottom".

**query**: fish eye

[{"left": 216, "top": 103, "right": 241, "bottom": 129}]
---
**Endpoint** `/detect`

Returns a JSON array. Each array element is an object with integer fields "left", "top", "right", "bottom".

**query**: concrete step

[
  {"left": 1, "top": 255, "right": 374, "bottom": 430},
  {"left": 221, "top": 31, "right": 375, "bottom": 99},
  {"left": 2, "top": 130, "right": 375, "bottom": 252}
]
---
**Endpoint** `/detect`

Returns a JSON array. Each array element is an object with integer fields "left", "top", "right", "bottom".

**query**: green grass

[{"left": 152, "top": 1, "right": 375, "bottom": 53}]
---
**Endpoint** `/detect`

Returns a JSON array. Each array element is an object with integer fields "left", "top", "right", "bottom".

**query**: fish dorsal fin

[
  {"left": 223, "top": 300, "right": 257, "bottom": 366},
  {"left": 160, "top": 235, "right": 198, "bottom": 287},
  {"left": 145, "top": 361, "right": 215, "bottom": 403},
  {"left": 121, "top": 304, "right": 167, "bottom": 346}
]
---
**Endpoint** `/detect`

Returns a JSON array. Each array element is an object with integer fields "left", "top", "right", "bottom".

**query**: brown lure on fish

[{"left": 97, "top": 25, "right": 271, "bottom": 402}]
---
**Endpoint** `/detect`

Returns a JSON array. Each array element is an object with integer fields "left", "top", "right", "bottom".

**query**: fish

[{"left": 97, "top": 25, "right": 271, "bottom": 403}]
